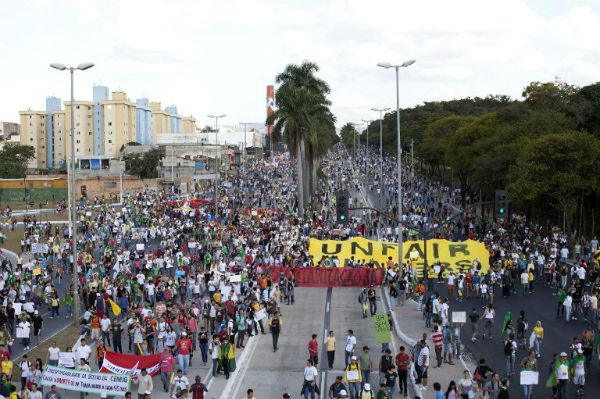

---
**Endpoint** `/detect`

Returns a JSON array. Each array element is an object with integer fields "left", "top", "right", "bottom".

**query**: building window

[
  {"left": 108, "top": 122, "right": 112, "bottom": 126},
  {"left": 108, "top": 140, "right": 112, "bottom": 143},
  {"left": 76, "top": 105, "right": 80, "bottom": 109}
]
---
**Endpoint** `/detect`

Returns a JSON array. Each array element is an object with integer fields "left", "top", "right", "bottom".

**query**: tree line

[{"left": 351, "top": 80, "right": 600, "bottom": 236}]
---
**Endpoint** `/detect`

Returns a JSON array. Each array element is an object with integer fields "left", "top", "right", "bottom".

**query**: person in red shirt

[
  {"left": 176, "top": 332, "right": 193, "bottom": 374},
  {"left": 160, "top": 347, "right": 176, "bottom": 392},
  {"left": 431, "top": 326, "right": 443, "bottom": 368},
  {"left": 395, "top": 346, "right": 410, "bottom": 396},
  {"left": 308, "top": 334, "right": 319, "bottom": 366},
  {"left": 190, "top": 375, "right": 208, "bottom": 399}
]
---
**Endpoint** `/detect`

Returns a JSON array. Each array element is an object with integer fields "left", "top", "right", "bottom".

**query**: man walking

[
  {"left": 358, "top": 346, "right": 372, "bottom": 386},
  {"left": 367, "top": 286, "right": 377, "bottom": 316},
  {"left": 269, "top": 312, "right": 282, "bottom": 352},
  {"left": 308, "top": 334, "right": 319, "bottom": 366},
  {"left": 395, "top": 346, "right": 409, "bottom": 397}
]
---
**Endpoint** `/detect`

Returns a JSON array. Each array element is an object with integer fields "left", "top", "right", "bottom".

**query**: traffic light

[
  {"left": 336, "top": 191, "right": 349, "bottom": 223},
  {"left": 495, "top": 189, "right": 509, "bottom": 220}
]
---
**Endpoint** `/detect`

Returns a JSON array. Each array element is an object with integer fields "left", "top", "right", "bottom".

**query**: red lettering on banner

[{"left": 269, "top": 267, "right": 383, "bottom": 287}]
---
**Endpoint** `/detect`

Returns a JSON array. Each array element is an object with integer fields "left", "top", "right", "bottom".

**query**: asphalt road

[
  {"left": 2, "top": 250, "right": 75, "bottom": 359},
  {"left": 429, "top": 281, "right": 599, "bottom": 398}
]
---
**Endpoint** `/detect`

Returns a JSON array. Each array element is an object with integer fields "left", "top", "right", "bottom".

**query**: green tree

[
  {"left": 0, "top": 143, "right": 35, "bottom": 178},
  {"left": 576, "top": 82, "right": 600, "bottom": 138},
  {"left": 123, "top": 148, "right": 162, "bottom": 179},
  {"left": 444, "top": 114, "right": 499, "bottom": 208},
  {"left": 508, "top": 131, "right": 600, "bottom": 232},
  {"left": 340, "top": 123, "right": 358, "bottom": 150},
  {"left": 267, "top": 61, "right": 335, "bottom": 215},
  {"left": 419, "top": 115, "right": 476, "bottom": 176}
]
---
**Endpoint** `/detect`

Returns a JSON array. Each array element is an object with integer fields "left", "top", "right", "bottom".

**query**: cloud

[{"left": 3, "top": 0, "right": 600, "bottom": 128}]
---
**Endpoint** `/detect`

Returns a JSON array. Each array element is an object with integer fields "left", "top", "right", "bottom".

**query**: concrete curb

[
  {"left": 218, "top": 333, "right": 261, "bottom": 399},
  {"left": 382, "top": 288, "right": 419, "bottom": 399}
]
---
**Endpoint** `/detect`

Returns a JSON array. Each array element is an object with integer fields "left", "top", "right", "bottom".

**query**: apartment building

[
  {"left": 18, "top": 85, "right": 196, "bottom": 169},
  {"left": 19, "top": 110, "right": 48, "bottom": 169},
  {"left": 102, "top": 91, "right": 136, "bottom": 158}
]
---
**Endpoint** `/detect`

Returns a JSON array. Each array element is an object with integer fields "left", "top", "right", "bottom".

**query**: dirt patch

[
  {"left": 0, "top": 227, "right": 24, "bottom": 254},
  {"left": 11, "top": 325, "right": 80, "bottom": 382}
]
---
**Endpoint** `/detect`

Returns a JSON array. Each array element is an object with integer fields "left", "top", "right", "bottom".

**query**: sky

[{"left": 1, "top": 0, "right": 600, "bottom": 129}]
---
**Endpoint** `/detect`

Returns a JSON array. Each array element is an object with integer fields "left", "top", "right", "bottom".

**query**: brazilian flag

[
  {"left": 501, "top": 311, "right": 511, "bottom": 337},
  {"left": 546, "top": 358, "right": 569, "bottom": 388},
  {"left": 218, "top": 341, "right": 237, "bottom": 372}
]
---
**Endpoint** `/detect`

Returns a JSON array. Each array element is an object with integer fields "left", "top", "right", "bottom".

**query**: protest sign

[
  {"left": 255, "top": 308, "right": 267, "bottom": 321},
  {"left": 452, "top": 311, "right": 466, "bottom": 324},
  {"left": 373, "top": 314, "right": 391, "bottom": 344},
  {"left": 13, "top": 303, "right": 22, "bottom": 315},
  {"left": 520, "top": 371, "right": 539, "bottom": 385},
  {"left": 16, "top": 326, "right": 29, "bottom": 338},
  {"left": 42, "top": 365, "right": 130, "bottom": 396},
  {"left": 31, "top": 243, "right": 49, "bottom": 254},
  {"left": 308, "top": 237, "right": 490, "bottom": 276},
  {"left": 58, "top": 352, "right": 75, "bottom": 368}
]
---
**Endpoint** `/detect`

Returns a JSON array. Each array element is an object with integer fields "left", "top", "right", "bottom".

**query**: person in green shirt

[
  {"left": 64, "top": 292, "right": 73, "bottom": 318},
  {"left": 556, "top": 288, "right": 566, "bottom": 319},
  {"left": 376, "top": 382, "right": 392, "bottom": 399},
  {"left": 358, "top": 346, "right": 372, "bottom": 385}
]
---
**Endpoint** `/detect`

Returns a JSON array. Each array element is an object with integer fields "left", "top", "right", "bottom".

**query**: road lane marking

[{"left": 219, "top": 332, "right": 260, "bottom": 399}]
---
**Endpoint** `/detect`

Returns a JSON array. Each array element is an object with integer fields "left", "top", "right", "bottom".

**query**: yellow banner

[{"left": 309, "top": 236, "right": 490, "bottom": 275}]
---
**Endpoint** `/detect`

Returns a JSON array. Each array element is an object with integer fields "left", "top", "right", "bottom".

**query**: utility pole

[
  {"left": 208, "top": 114, "right": 226, "bottom": 216},
  {"left": 50, "top": 61, "right": 95, "bottom": 324},
  {"left": 240, "top": 122, "right": 249, "bottom": 171}
]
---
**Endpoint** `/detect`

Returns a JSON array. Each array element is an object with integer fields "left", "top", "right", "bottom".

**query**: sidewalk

[{"left": 383, "top": 291, "right": 476, "bottom": 393}]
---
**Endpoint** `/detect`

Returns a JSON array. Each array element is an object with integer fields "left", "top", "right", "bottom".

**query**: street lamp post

[
  {"left": 50, "top": 62, "right": 95, "bottom": 324},
  {"left": 371, "top": 108, "right": 390, "bottom": 219},
  {"left": 361, "top": 120, "right": 370, "bottom": 151},
  {"left": 240, "top": 122, "right": 250, "bottom": 170},
  {"left": 208, "top": 114, "right": 226, "bottom": 217},
  {"left": 377, "top": 59, "right": 416, "bottom": 267}
]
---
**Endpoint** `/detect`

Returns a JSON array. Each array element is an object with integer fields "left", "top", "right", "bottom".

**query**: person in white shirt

[
  {"left": 28, "top": 383, "right": 43, "bottom": 399},
  {"left": 302, "top": 359, "right": 318, "bottom": 399},
  {"left": 170, "top": 369, "right": 189, "bottom": 397},
  {"left": 75, "top": 339, "right": 92, "bottom": 363},
  {"left": 344, "top": 330, "right": 356, "bottom": 366},
  {"left": 47, "top": 342, "right": 60, "bottom": 366},
  {"left": 556, "top": 353, "right": 569, "bottom": 398},
  {"left": 18, "top": 319, "right": 31, "bottom": 350},
  {"left": 100, "top": 314, "right": 112, "bottom": 346},
  {"left": 416, "top": 340, "right": 430, "bottom": 387}
]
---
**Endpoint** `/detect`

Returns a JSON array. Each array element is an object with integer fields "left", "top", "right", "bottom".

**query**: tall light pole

[
  {"left": 377, "top": 59, "right": 416, "bottom": 266},
  {"left": 349, "top": 122, "right": 361, "bottom": 160},
  {"left": 240, "top": 122, "right": 250, "bottom": 170},
  {"left": 371, "top": 107, "right": 390, "bottom": 216},
  {"left": 208, "top": 114, "right": 226, "bottom": 217},
  {"left": 361, "top": 120, "right": 370, "bottom": 151},
  {"left": 50, "top": 62, "right": 94, "bottom": 324}
]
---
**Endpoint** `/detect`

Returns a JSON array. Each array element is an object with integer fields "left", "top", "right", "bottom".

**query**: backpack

[
  {"left": 504, "top": 340, "right": 513, "bottom": 356},
  {"left": 359, "top": 389, "right": 374, "bottom": 399}
]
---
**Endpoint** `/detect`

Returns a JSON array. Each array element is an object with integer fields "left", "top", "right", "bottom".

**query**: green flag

[{"left": 501, "top": 311, "right": 511, "bottom": 337}]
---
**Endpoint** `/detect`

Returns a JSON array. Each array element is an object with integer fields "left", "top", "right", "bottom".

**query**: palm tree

[{"left": 267, "top": 61, "right": 336, "bottom": 216}]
